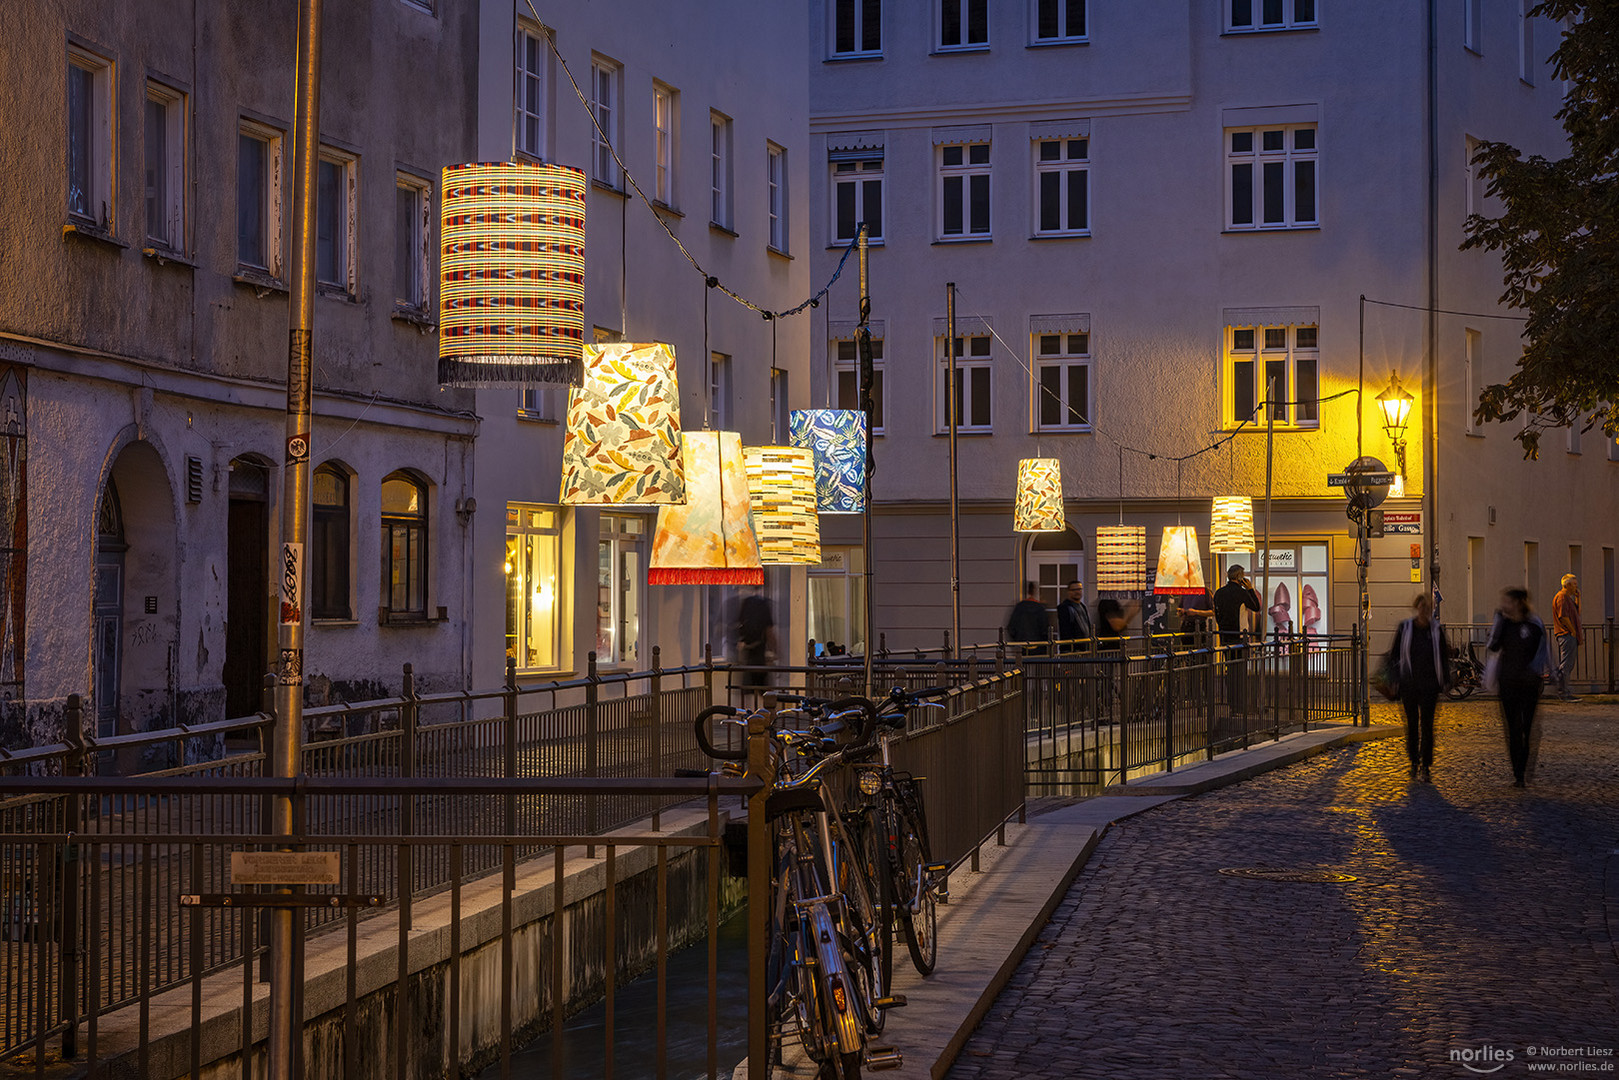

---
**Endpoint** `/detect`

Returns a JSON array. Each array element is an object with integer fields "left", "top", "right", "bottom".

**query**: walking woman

[
  {"left": 1487, "top": 587, "right": 1549, "bottom": 787},
  {"left": 1387, "top": 594, "right": 1449, "bottom": 782}
]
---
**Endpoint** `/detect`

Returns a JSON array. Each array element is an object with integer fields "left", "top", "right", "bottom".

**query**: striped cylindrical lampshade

[
  {"left": 1208, "top": 495, "right": 1255, "bottom": 553},
  {"left": 1095, "top": 525, "right": 1148, "bottom": 593},
  {"left": 744, "top": 446, "right": 821, "bottom": 564}
]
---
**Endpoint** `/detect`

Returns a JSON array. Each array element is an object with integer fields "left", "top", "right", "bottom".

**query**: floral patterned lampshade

[
  {"left": 649, "top": 430, "right": 764, "bottom": 585},
  {"left": 439, "top": 162, "right": 586, "bottom": 386},
  {"left": 789, "top": 409, "right": 867, "bottom": 514},
  {"left": 560, "top": 343, "right": 684, "bottom": 504},
  {"left": 1013, "top": 458, "right": 1065, "bottom": 532},
  {"left": 1153, "top": 525, "right": 1207, "bottom": 595},
  {"left": 1208, "top": 496, "right": 1255, "bottom": 554},
  {"left": 1095, "top": 525, "right": 1148, "bottom": 593},
  {"left": 744, "top": 446, "right": 821, "bottom": 565}
]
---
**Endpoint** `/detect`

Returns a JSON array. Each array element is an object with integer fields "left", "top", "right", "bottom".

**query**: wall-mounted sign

[{"left": 1385, "top": 512, "right": 1422, "bottom": 535}]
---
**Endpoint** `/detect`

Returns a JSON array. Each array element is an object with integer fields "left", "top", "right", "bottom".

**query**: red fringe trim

[
  {"left": 1152, "top": 586, "right": 1208, "bottom": 595},
  {"left": 648, "top": 568, "right": 765, "bottom": 586}
]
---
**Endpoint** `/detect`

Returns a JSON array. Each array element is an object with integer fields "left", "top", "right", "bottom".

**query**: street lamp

[{"left": 1376, "top": 371, "right": 1414, "bottom": 478}]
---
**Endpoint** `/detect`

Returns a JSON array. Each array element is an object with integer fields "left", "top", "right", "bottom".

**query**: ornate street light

[{"left": 1376, "top": 371, "right": 1414, "bottom": 478}]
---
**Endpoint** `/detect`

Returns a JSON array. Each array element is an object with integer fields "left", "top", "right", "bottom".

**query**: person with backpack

[
  {"left": 1385, "top": 593, "right": 1450, "bottom": 783},
  {"left": 1487, "top": 586, "right": 1550, "bottom": 787}
]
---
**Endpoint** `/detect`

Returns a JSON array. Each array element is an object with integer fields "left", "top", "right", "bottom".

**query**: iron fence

[{"left": 1442, "top": 618, "right": 1616, "bottom": 694}]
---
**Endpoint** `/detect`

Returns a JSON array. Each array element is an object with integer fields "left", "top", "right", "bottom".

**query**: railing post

[
  {"left": 745, "top": 709, "right": 773, "bottom": 1080},
  {"left": 504, "top": 656, "right": 518, "bottom": 836},
  {"left": 400, "top": 663, "right": 416, "bottom": 930},
  {"left": 1163, "top": 648, "right": 1175, "bottom": 773},
  {"left": 878, "top": 632, "right": 888, "bottom": 660},
  {"left": 943, "top": 629, "right": 952, "bottom": 660},
  {"left": 703, "top": 642, "right": 714, "bottom": 705},
  {"left": 1206, "top": 640, "right": 1217, "bottom": 760},
  {"left": 586, "top": 652, "right": 600, "bottom": 843},
  {"left": 1117, "top": 652, "right": 1131, "bottom": 787},
  {"left": 60, "top": 695, "right": 85, "bottom": 1060},
  {"left": 650, "top": 646, "right": 663, "bottom": 832},
  {"left": 1608, "top": 617, "right": 1615, "bottom": 694},
  {"left": 259, "top": 672, "right": 277, "bottom": 982}
]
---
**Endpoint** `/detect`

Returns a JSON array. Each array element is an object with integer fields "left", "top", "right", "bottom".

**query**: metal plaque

[{"left": 229, "top": 851, "right": 341, "bottom": 885}]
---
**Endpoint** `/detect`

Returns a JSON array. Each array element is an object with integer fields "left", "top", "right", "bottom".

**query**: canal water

[{"left": 481, "top": 907, "right": 750, "bottom": 1079}]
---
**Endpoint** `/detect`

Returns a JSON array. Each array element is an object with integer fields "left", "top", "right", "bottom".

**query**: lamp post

[{"left": 1376, "top": 371, "right": 1415, "bottom": 479}]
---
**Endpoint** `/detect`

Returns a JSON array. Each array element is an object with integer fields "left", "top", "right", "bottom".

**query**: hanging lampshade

[
  {"left": 649, "top": 430, "right": 764, "bottom": 585},
  {"left": 789, "top": 409, "right": 867, "bottom": 514},
  {"left": 744, "top": 446, "right": 821, "bottom": 564},
  {"left": 1095, "top": 525, "right": 1148, "bottom": 593},
  {"left": 438, "top": 161, "right": 586, "bottom": 387},
  {"left": 1208, "top": 495, "right": 1255, "bottom": 553},
  {"left": 560, "top": 342, "right": 685, "bottom": 504},
  {"left": 1153, "top": 525, "right": 1207, "bottom": 595},
  {"left": 1013, "top": 458, "right": 1065, "bottom": 532}
]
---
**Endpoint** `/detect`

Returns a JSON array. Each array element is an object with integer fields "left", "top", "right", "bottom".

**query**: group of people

[{"left": 1384, "top": 573, "right": 1583, "bottom": 788}]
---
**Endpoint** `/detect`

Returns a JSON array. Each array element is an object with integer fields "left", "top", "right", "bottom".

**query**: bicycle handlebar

[{"left": 693, "top": 704, "right": 747, "bottom": 761}]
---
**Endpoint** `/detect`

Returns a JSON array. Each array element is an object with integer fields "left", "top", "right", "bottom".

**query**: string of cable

[
  {"left": 528, "top": 0, "right": 858, "bottom": 322},
  {"left": 1363, "top": 295, "right": 1528, "bottom": 322}
]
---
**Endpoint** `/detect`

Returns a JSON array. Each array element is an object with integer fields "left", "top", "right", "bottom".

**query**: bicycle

[{"left": 1444, "top": 639, "right": 1485, "bottom": 700}]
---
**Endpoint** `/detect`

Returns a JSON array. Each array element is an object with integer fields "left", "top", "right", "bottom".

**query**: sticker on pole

[
  {"left": 287, "top": 432, "right": 310, "bottom": 464},
  {"left": 279, "top": 542, "right": 304, "bottom": 624},
  {"left": 230, "top": 851, "right": 340, "bottom": 886}
]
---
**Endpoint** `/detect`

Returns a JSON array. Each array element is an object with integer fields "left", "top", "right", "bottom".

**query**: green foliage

[{"left": 1462, "top": 0, "right": 1619, "bottom": 458}]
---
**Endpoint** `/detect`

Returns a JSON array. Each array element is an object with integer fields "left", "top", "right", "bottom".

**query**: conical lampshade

[
  {"left": 1095, "top": 525, "right": 1148, "bottom": 593},
  {"left": 789, "top": 409, "right": 867, "bottom": 514},
  {"left": 744, "top": 446, "right": 821, "bottom": 564},
  {"left": 560, "top": 343, "right": 684, "bottom": 504},
  {"left": 1153, "top": 525, "right": 1207, "bottom": 595},
  {"left": 649, "top": 431, "right": 763, "bottom": 585},
  {"left": 1013, "top": 458, "right": 1065, "bottom": 532},
  {"left": 439, "top": 162, "right": 586, "bottom": 386},
  {"left": 1208, "top": 495, "right": 1255, "bottom": 553}
]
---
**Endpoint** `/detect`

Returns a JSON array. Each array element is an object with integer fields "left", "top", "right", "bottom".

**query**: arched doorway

[
  {"left": 92, "top": 481, "right": 125, "bottom": 739},
  {"left": 223, "top": 457, "right": 272, "bottom": 719},
  {"left": 1026, "top": 527, "right": 1085, "bottom": 611}
]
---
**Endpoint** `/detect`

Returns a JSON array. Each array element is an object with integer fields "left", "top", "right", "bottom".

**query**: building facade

[
  {"left": 806, "top": 0, "right": 1618, "bottom": 651},
  {"left": 468, "top": 1, "right": 813, "bottom": 690},
  {"left": 0, "top": 2, "right": 482, "bottom": 751}
]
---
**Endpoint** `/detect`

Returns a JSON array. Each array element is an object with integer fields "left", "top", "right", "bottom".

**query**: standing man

[
  {"left": 735, "top": 587, "right": 777, "bottom": 706},
  {"left": 1213, "top": 565, "right": 1262, "bottom": 717},
  {"left": 1008, "top": 581, "right": 1051, "bottom": 654},
  {"left": 1552, "top": 573, "right": 1582, "bottom": 700},
  {"left": 1057, "top": 580, "right": 1092, "bottom": 652}
]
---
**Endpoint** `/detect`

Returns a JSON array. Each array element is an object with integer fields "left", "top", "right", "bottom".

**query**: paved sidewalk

[{"left": 944, "top": 700, "right": 1619, "bottom": 1079}]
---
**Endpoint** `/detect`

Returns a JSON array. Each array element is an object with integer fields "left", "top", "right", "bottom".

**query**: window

[
  {"left": 938, "top": 0, "right": 989, "bottom": 49},
  {"left": 1226, "top": 0, "right": 1317, "bottom": 32},
  {"left": 1227, "top": 124, "right": 1317, "bottom": 230},
  {"left": 767, "top": 142, "right": 787, "bottom": 251},
  {"left": 1567, "top": 424, "right": 1581, "bottom": 454},
  {"left": 591, "top": 57, "right": 621, "bottom": 187},
  {"left": 67, "top": 45, "right": 114, "bottom": 227},
  {"left": 395, "top": 173, "right": 430, "bottom": 311},
  {"left": 1464, "top": 328, "right": 1481, "bottom": 434},
  {"left": 1034, "top": 331, "right": 1091, "bottom": 431},
  {"left": 144, "top": 82, "right": 186, "bottom": 250},
  {"left": 597, "top": 514, "right": 648, "bottom": 667},
  {"left": 1033, "top": 137, "right": 1088, "bottom": 236},
  {"left": 808, "top": 547, "right": 866, "bottom": 654},
  {"left": 1465, "top": 0, "right": 1483, "bottom": 52},
  {"left": 1032, "top": 0, "right": 1087, "bottom": 42},
  {"left": 770, "top": 368, "right": 790, "bottom": 442},
  {"left": 381, "top": 473, "right": 428, "bottom": 618},
  {"left": 711, "top": 112, "right": 733, "bottom": 229},
  {"left": 835, "top": 338, "right": 885, "bottom": 433},
  {"left": 516, "top": 21, "right": 550, "bottom": 159},
  {"left": 519, "top": 384, "right": 558, "bottom": 420},
  {"left": 311, "top": 464, "right": 351, "bottom": 621},
  {"left": 1610, "top": 437, "right": 1619, "bottom": 463},
  {"left": 1226, "top": 324, "right": 1319, "bottom": 428},
  {"left": 936, "top": 334, "right": 993, "bottom": 432},
  {"left": 709, "top": 352, "right": 730, "bottom": 428},
  {"left": 237, "top": 122, "right": 284, "bottom": 275},
  {"left": 831, "top": 0, "right": 882, "bottom": 57},
  {"left": 506, "top": 505, "right": 562, "bottom": 670},
  {"left": 316, "top": 149, "right": 357, "bottom": 294},
  {"left": 939, "top": 142, "right": 991, "bottom": 239},
  {"left": 654, "top": 82, "right": 676, "bottom": 206},
  {"left": 832, "top": 155, "right": 884, "bottom": 242},
  {"left": 1464, "top": 135, "right": 1485, "bottom": 219},
  {"left": 1519, "top": 0, "right": 1535, "bottom": 84}
]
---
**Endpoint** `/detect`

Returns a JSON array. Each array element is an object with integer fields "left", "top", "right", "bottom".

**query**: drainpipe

[{"left": 1426, "top": 0, "right": 1441, "bottom": 616}]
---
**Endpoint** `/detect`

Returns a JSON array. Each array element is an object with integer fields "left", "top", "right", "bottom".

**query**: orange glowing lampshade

[
  {"left": 1013, "top": 458, "right": 1065, "bottom": 532},
  {"left": 649, "top": 430, "right": 764, "bottom": 585},
  {"left": 1153, "top": 526, "right": 1207, "bottom": 595}
]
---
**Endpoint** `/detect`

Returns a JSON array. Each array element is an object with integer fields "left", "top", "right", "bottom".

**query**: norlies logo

[{"left": 1452, "top": 1046, "right": 1516, "bottom": 1074}]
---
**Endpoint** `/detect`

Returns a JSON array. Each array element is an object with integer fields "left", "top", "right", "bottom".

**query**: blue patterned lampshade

[{"left": 789, "top": 409, "right": 867, "bottom": 514}]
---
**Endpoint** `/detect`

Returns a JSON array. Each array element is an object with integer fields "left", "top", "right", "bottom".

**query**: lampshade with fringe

[
  {"left": 744, "top": 446, "right": 820, "bottom": 564},
  {"left": 649, "top": 430, "right": 763, "bottom": 585},
  {"left": 560, "top": 342, "right": 684, "bottom": 504},
  {"left": 1153, "top": 525, "right": 1207, "bottom": 595},
  {"left": 439, "top": 161, "right": 586, "bottom": 387},
  {"left": 1208, "top": 495, "right": 1255, "bottom": 553},
  {"left": 789, "top": 409, "right": 867, "bottom": 514},
  {"left": 1013, "top": 458, "right": 1065, "bottom": 532},
  {"left": 1095, "top": 525, "right": 1148, "bottom": 593}
]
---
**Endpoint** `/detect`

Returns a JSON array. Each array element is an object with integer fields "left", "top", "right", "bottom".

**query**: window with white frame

[
  {"left": 1567, "top": 423, "right": 1582, "bottom": 454},
  {"left": 1033, "top": 136, "right": 1088, "bottom": 236},
  {"left": 506, "top": 504, "right": 562, "bottom": 670},
  {"left": 709, "top": 352, "right": 730, "bottom": 428},
  {"left": 516, "top": 21, "right": 550, "bottom": 159},
  {"left": 939, "top": 142, "right": 991, "bottom": 239},
  {"left": 767, "top": 142, "right": 787, "bottom": 251},
  {"left": 1033, "top": 329, "right": 1091, "bottom": 431},
  {"left": 1464, "top": 328, "right": 1480, "bottom": 434},
  {"left": 770, "top": 368, "right": 791, "bottom": 441},
  {"left": 832, "top": 154, "right": 884, "bottom": 242},
  {"left": 67, "top": 44, "right": 114, "bottom": 227},
  {"left": 1031, "top": 0, "right": 1087, "bottom": 43},
  {"left": 597, "top": 513, "right": 647, "bottom": 667},
  {"left": 1464, "top": 135, "right": 1484, "bottom": 219},
  {"left": 1227, "top": 124, "right": 1316, "bottom": 230},
  {"left": 808, "top": 546, "right": 865, "bottom": 654},
  {"left": 237, "top": 121, "right": 284, "bottom": 276},
  {"left": 936, "top": 334, "right": 993, "bottom": 432},
  {"left": 830, "top": 0, "right": 882, "bottom": 57},
  {"left": 1518, "top": 0, "right": 1535, "bottom": 84},
  {"left": 938, "top": 0, "right": 988, "bottom": 49},
  {"left": 835, "top": 338, "right": 885, "bottom": 433},
  {"left": 1226, "top": 0, "right": 1316, "bottom": 32},
  {"left": 654, "top": 82, "right": 677, "bottom": 206},
  {"left": 1226, "top": 323, "right": 1319, "bottom": 428},
  {"left": 144, "top": 82, "right": 186, "bottom": 251},
  {"left": 394, "top": 173, "right": 430, "bottom": 311},
  {"left": 591, "top": 56, "right": 621, "bottom": 187},
  {"left": 1465, "top": 0, "right": 1483, "bottom": 52},
  {"left": 383, "top": 472, "right": 429, "bottom": 618},
  {"left": 711, "top": 111, "right": 733, "bottom": 229},
  {"left": 316, "top": 149, "right": 357, "bottom": 294}
]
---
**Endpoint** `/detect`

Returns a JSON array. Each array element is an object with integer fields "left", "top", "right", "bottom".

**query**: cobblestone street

[{"left": 950, "top": 701, "right": 1619, "bottom": 1079}]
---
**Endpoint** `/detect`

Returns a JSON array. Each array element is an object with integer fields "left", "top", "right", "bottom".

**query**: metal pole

[
  {"left": 946, "top": 283, "right": 961, "bottom": 653},
  {"left": 271, "top": 2, "right": 323, "bottom": 1076},
  {"left": 858, "top": 227, "right": 875, "bottom": 695},
  {"left": 1359, "top": 297, "right": 1371, "bottom": 726},
  {"left": 1426, "top": 0, "right": 1441, "bottom": 619}
]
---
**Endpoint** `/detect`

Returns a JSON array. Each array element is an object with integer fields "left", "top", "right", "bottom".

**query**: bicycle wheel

[
  {"left": 835, "top": 816, "right": 887, "bottom": 1035},
  {"left": 820, "top": 1051, "right": 863, "bottom": 1080},
  {"left": 775, "top": 818, "right": 832, "bottom": 1073},
  {"left": 895, "top": 805, "right": 938, "bottom": 976},
  {"left": 859, "top": 806, "right": 893, "bottom": 996}
]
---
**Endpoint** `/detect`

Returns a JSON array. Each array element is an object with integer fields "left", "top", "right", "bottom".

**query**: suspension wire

[
  {"left": 528, "top": 0, "right": 859, "bottom": 322},
  {"left": 702, "top": 275, "right": 714, "bottom": 430},
  {"left": 770, "top": 318, "right": 779, "bottom": 443},
  {"left": 1364, "top": 295, "right": 1528, "bottom": 321}
]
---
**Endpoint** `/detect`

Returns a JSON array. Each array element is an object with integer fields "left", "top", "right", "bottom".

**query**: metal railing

[{"left": 1442, "top": 618, "right": 1616, "bottom": 694}]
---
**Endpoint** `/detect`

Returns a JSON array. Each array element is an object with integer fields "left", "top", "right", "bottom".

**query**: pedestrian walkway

[{"left": 944, "top": 699, "right": 1619, "bottom": 1079}]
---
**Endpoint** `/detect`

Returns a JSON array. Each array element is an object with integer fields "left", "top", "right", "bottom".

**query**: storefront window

[
  {"left": 808, "top": 547, "right": 866, "bottom": 656},
  {"left": 597, "top": 513, "right": 647, "bottom": 666},
  {"left": 1216, "top": 541, "right": 1330, "bottom": 656},
  {"left": 505, "top": 505, "right": 562, "bottom": 670}
]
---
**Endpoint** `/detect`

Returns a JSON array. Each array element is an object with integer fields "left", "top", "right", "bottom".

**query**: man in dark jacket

[
  {"left": 1213, "top": 565, "right": 1262, "bottom": 717},
  {"left": 1056, "top": 580, "right": 1092, "bottom": 651},
  {"left": 1008, "top": 581, "right": 1050, "bottom": 655}
]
